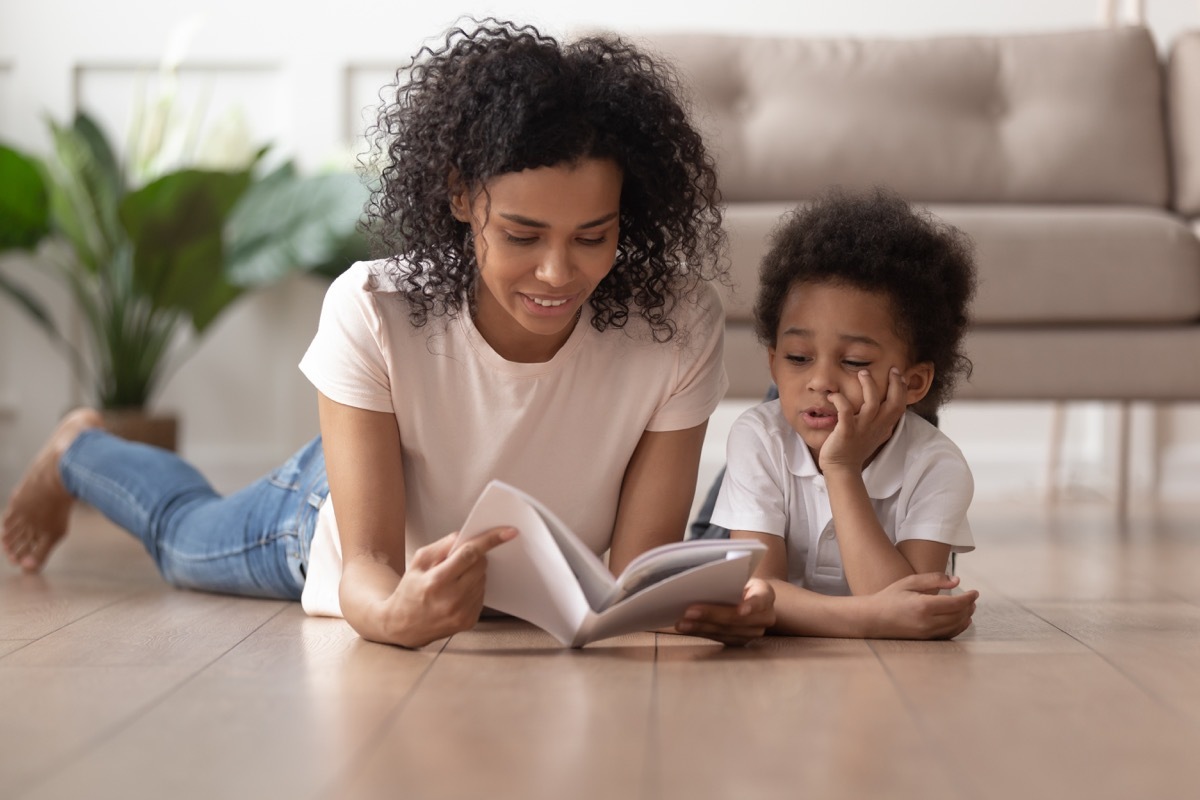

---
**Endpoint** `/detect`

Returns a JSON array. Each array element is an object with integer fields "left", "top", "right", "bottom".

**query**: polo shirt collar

[{"left": 784, "top": 411, "right": 910, "bottom": 499}]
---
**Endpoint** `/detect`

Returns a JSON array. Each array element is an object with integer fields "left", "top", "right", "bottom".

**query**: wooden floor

[{"left": 3, "top": 501, "right": 1200, "bottom": 800}]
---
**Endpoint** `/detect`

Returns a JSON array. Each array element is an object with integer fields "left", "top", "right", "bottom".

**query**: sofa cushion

[
  {"left": 960, "top": 326, "right": 1200, "bottom": 400},
  {"left": 643, "top": 28, "right": 1169, "bottom": 206},
  {"left": 723, "top": 323, "right": 1200, "bottom": 401},
  {"left": 720, "top": 203, "right": 1200, "bottom": 327},
  {"left": 931, "top": 205, "right": 1200, "bottom": 325},
  {"left": 1169, "top": 31, "right": 1200, "bottom": 216}
]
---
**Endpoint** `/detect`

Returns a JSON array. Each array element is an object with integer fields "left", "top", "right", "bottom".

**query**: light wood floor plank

[
  {"left": 19, "top": 607, "right": 442, "bottom": 800},
  {"left": 1026, "top": 599, "right": 1200, "bottom": 727},
  {"left": 653, "top": 636, "right": 964, "bottom": 800},
  {"left": 0, "top": 640, "right": 33, "bottom": 658},
  {"left": 340, "top": 620, "right": 657, "bottom": 800},
  {"left": 0, "top": 576, "right": 137, "bottom": 640},
  {"left": 3, "top": 589, "right": 287, "bottom": 668},
  {"left": 874, "top": 636, "right": 1200, "bottom": 800},
  {"left": 956, "top": 502, "right": 1199, "bottom": 603},
  {"left": 924, "top": 578, "right": 1090, "bottom": 655},
  {"left": 3, "top": 500, "right": 1199, "bottom": 799},
  {"left": 0, "top": 665, "right": 195, "bottom": 798}
]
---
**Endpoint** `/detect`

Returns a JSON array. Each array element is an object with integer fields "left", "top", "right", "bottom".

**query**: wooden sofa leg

[
  {"left": 1115, "top": 400, "right": 1131, "bottom": 520},
  {"left": 1045, "top": 402, "right": 1066, "bottom": 504}
]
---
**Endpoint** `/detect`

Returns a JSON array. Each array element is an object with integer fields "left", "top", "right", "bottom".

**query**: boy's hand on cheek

[{"left": 820, "top": 367, "right": 908, "bottom": 473}]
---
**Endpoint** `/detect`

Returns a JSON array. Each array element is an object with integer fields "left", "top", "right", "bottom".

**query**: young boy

[{"left": 698, "top": 188, "right": 979, "bottom": 640}]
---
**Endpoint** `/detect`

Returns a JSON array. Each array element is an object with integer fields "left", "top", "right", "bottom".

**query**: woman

[{"left": 2, "top": 20, "right": 774, "bottom": 648}]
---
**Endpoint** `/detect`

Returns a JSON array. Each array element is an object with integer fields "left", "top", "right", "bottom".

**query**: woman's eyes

[{"left": 503, "top": 233, "right": 608, "bottom": 246}]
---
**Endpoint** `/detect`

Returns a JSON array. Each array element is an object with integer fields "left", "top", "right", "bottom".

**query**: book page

[
  {"left": 501, "top": 483, "right": 617, "bottom": 612},
  {"left": 573, "top": 551, "right": 761, "bottom": 646},
  {"left": 458, "top": 481, "right": 592, "bottom": 644},
  {"left": 604, "top": 539, "right": 768, "bottom": 608}
]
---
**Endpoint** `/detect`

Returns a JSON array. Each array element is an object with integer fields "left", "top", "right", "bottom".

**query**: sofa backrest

[
  {"left": 640, "top": 27, "right": 1170, "bottom": 207},
  {"left": 1170, "top": 31, "right": 1200, "bottom": 217}
]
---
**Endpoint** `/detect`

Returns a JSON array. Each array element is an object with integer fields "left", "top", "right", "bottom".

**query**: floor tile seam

[
  {"left": 639, "top": 634, "right": 662, "bottom": 800},
  {"left": 313, "top": 634, "right": 452, "bottom": 800},
  {"left": 866, "top": 641, "right": 980, "bottom": 799},
  {"left": 0, "top": 588, "right": 146, "bottom": 660},
  {"left": 964, "top": 565, "right": 1200, "bottom": 728},
  {"left": 10, "top": 600, "right": 291, "bottom": 798},
  {"left": 0, "top": 639, "right": 37, "bottom": 661},
  {"left": 1009, "top": 600, "right": 1200, "bottom": 732}
]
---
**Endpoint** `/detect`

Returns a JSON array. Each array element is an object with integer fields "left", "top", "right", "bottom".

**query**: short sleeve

[
  {"left": 709, "top": 411, "right": 790, "bottom": 537},
  {"left": 299, "top": 262, "right": 395, "bottom": 413},
  {"left": 895, "top": 451, "right": 975, "bottom": 554},
  {"left": 645, "top": 282, "right": 729, "bottom": 432}
]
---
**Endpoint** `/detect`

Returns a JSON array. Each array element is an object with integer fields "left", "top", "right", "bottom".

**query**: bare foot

[{"left": 2, "top": 408, "right": 104, "bottom": 573}]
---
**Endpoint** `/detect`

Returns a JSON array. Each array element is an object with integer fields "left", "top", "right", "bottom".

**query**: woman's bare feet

[{"left": 2, "top": 408, "right": 103, "bottom": 572}]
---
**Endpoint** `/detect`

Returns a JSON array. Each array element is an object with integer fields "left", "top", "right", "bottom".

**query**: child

[
  {"left": 682, "top": 188, "right": 979, "bottom": 641},
  {"left": 2, "top": 20, "right": 774, "bottom": 648}
]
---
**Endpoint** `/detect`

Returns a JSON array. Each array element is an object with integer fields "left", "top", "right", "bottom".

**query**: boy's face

[{"left": 768, "top": 281, "right": 933, "bottom": 460}]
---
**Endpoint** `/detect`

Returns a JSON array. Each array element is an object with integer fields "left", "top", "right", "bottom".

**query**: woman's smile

[{"left": 452, "top": 158, "right": 623, "bottom": 363}]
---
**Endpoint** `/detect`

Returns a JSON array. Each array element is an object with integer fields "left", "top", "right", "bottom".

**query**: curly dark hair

[
  {"left": 754, "top": 188, "right": 977, "bottom": 416},
  {"left": 362, "top": 19, "right": 726, "bottom": 341}
]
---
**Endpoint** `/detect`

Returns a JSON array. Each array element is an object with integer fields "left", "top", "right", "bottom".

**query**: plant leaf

[
  {"left": 72, "top": 112, "right": 123, "bottom": 202},
  {"left": 120, "top": 168, "right": 251, "bottom": 333},
  {"left": 45, "top": 115, "right": 125, "bottom": 271},
  {"left": 307, "top": 229, "right": 372, "bottom": 281},
  {"left": 0, "top": 263, "right": 91, "bottom": 389},
  {"left": 0, "top": 267, "right": 61, "bottom": 340},
  {"left": 225, "top": 169, "right": 368, "bottom": 286},
  {"left": 0, "top": 144, "right": 51, "bottom": 250}
]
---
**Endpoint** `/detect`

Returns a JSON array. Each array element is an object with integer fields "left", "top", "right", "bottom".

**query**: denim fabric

[{"left": 60, "top": 431, "right": 327, "bottom": 600}]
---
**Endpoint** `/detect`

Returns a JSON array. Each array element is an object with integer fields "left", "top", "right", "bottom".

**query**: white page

[
  {"left": 499, "top": 482, "right": 617, "bottom": 612},
  {"left": 458, "top": 482, "right": 592, "bottom": 644},
  {"left": 605, "top": 539, "right": 767, "bottom": 607},
  {"left": 572, "top": 551, "right": 760, "bottom": 647}
]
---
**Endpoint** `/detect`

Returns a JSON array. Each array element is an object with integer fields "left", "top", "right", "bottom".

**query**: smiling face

[
  {"left": 451, "top": 158, "right": 623, "bottom": 363},
  {"left": 768, "top": 281, "right": 933, "bottom": 460}
]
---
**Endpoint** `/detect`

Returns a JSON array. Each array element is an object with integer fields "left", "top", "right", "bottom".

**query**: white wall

[{"left": 2, "top": 0, "right": 1199, "bottom": 507}]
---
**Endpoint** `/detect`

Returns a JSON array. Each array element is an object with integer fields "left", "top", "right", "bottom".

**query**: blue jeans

[{"left": 59, "top": 431, "right": 327, "bottom": 600}]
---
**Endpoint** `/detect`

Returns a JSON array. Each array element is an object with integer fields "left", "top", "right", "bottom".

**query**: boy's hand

[
  {"left": 867, "top": 573, "right": 978, "bottom": 639},
  {"left": 820, "top": 367, "right": 909, "bottom": 473},
  {"left": 673, "top": 578, "right": 776, "bottom": 646}
]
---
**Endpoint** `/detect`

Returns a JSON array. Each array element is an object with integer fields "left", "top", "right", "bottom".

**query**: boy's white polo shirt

[{"left": 710, "top": 402, "right": 975, "bottom": 596}]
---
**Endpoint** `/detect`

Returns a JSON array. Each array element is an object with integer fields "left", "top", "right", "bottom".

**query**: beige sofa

[{"left": 639, "top": 26, "right": 1200, "bottom": 406}]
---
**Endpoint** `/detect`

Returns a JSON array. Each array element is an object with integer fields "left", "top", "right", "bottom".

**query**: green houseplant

[{"left": 0, "top": 111, "right": 368, "bottom": 448}]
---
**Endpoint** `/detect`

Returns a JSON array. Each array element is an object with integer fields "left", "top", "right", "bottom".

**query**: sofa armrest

[{"left": 1170, "top": 31, "right": 1200, "bottom": 216}]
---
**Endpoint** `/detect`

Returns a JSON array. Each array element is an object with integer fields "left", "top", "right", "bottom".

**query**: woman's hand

[
  {"left": 866, "top": 572, "right": 978, "bottom": 640},
  {"left": 673, "top": 578, "right": 777, "bottom": 646},
  {"left": 820, "top": 367, "right": 909, "bottom": 474},
  {"left": 382, "top": 527, "right": 517, "bottom": 648}
]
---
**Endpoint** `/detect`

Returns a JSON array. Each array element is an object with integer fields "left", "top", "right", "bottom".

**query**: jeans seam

[{"left": 164, "top": 530, "right": 300, "bottom": 564}]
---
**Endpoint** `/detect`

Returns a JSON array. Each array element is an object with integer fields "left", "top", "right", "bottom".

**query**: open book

[{"left": 457, "top": 480, "right": 766, "bottom": 647}]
